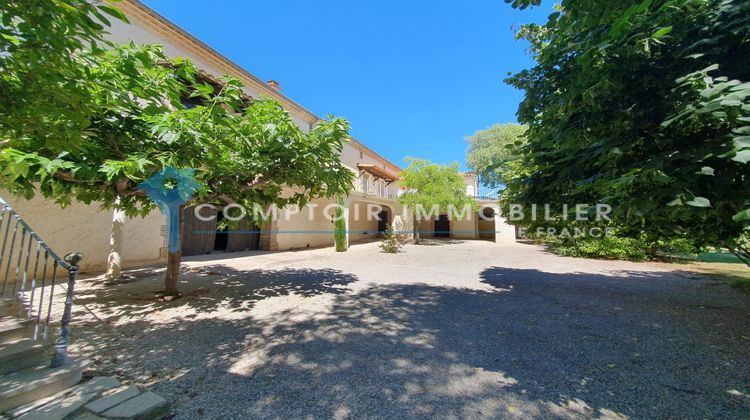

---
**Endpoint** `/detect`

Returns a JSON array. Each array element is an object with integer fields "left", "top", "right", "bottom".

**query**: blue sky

[{"left": 142, "top": 0, "right": 552, "bottom": 192}]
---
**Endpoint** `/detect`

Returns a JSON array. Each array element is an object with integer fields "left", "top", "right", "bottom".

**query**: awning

[{"left": 357, "top": 164, "right": 399, "bottom": 183}]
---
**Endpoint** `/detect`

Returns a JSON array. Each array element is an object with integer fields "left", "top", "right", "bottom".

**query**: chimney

[{"left": 266, "top": 80, "right": 280, "bottom": 91}]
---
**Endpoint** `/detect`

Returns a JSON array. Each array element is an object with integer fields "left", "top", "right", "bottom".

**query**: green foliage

[
  {"left": 0, "top": 0, "right": 356, "bottom": 293},
  {"left": 543, "top": 235, "right": 649, "bottom": 261},
  {"left": 1, "top": 0, "right": 128, "bottom": 150},
  {"left": 379, "top": 224, "right": 402, "bottom": 253},
  {"left": 503, "top": 0, "right": 750, "bottom": 258},
  {"left": 529, "top": 231, "right": 697, "bottom": 261},
  {"left": 334, "top": 195, "right": 347, "bottom": 252},
  {"left": 398, "top": 158, "right": 475, "bottom": 212},
  {"left": 0, "top": 1, "right": 355, "bottom": 219},
  {"left": 465, "top": 123, "right": 527, "bottom": 188},
  {"left": 398, "top": 158, "right": 476, "bottom": 242}
]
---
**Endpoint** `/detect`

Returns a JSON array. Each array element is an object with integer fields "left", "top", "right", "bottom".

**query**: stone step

[
  {"left": 0, "top": 357, "right": 90, "bottom": 412},
  {"left": 83, "top": 385, "right": 140, "bottom": 415},
  {"left": 100, "top": 391, "right": 168, "bottom": 420},
  {"left": 9, "top": 376, "right": 119, "bottom": 420},
  {"left": 0, "top": 339, "right": 48, "bottom": 375},
  {"left": 0, "top": 299, "right": 14, "bottom": 315},
  {"left": 0, "top": 318, "right": 33, "bottom": 345}
]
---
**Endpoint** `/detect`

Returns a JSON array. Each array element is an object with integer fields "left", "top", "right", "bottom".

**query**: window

[{"left": 466, "top": 185, "right": 476, "bottom": 197}]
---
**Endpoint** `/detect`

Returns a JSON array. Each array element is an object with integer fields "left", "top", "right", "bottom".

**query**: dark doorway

[
  {"left": 181, "top": 206, "right": 260, "bottom": 256},
  {"left": 377, "top": 209, "right": 389, "bottom": 235},
  {"left": 434, "top": 215, "right": 450, "bottom": 237},
  {"left": 218, "top": 209, "right": 261, "bottom": 253},
  {"left": 214, "top": 212, "right": 229, "bottom": 251}
]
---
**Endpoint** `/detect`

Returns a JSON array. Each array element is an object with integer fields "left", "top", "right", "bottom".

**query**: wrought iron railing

[
  {"left": 0, "top": 199, "right": 82, "bottom": 367},
  {"left": 474, "top": 195, "right": 499, "bottom": 201}
]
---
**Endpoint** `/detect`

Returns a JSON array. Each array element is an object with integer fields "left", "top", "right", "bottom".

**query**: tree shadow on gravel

[
  {"left": 72, "top": 266, "right": 357, "bottom": 320},
  {"left": 71, "top": 266, "right": 749, "bottom": 419}
]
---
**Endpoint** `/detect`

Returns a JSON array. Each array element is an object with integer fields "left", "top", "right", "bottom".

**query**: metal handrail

[
  {"left": 0, "top": 199, "right": 82, "bottom": 367},
  {"left": 474, "top": 195, "right": 499, "bottom": 201}
]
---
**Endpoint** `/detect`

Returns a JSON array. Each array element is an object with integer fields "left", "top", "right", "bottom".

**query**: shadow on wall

[{"left": 70, "top": 266, "right": 749, "bottom": 418}]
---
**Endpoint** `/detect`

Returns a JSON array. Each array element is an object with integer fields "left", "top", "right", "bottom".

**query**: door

[
  {"left": 226, "top": 218, "right": 260, "bottom": 252},
  {"left": 377, "top": 210, "right": 389, "bottom": 235},
  {"left": 181, "top": 206, "right": 218, "bottom": 256},
  {"left": 434, "top": 215, "right": 450, "bottom": 238}
]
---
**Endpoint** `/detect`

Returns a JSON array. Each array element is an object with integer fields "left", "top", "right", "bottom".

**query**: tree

[
  {"left": 398, "top": 158, "right": 475, "bottom": 244},
  {"left": 465, "top": 123, "right": 526, "bottom": 189},
  {"left": 502, "top": 0, "right": 750, "bottom": 261},
  {"left": 334, "top": 195, "right": 348, "bottom": 252},
  {"left": 0, "top": 1, "right": 355, "bottom": 295},
  {"left": 1, "top": 0, "right": 132, "bottom": 150}
]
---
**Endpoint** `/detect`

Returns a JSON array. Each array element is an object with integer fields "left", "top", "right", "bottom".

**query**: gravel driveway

[{"left": 70, "top": 240, "right": 750, "bottom": 419}]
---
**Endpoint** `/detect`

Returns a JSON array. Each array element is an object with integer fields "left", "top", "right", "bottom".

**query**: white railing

[
  {"left": 354, "top": 177, "right": 398, "bottom": 200},
  {"left": 474, "top": 195, "right": 499, "bottom": 201}
]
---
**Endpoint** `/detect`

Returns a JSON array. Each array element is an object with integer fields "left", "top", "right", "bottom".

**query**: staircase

[{"left": 0, "top": 200, "right": 88, "bottom": 414}]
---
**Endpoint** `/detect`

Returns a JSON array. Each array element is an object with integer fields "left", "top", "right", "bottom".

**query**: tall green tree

[
  {"left": 398, "top": 158, "right": 475, "bottom": 244},
  {"left": 503, "top": 0, "right": 750, "bottom": 261},
  {"left": 1, "top": 0, "right": 130, "bottom": 148},
  {"left": 0, "top": 1, "right": 355, "bottom": 295},
  {"left": 465, "top": 123, "right": 526, "bottom": 189}
]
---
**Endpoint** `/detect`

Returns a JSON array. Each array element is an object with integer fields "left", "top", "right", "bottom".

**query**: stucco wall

[
  {"left": 347, "top": 199, "right": 385, "bottom": 243},
  {"left": 451, "top": 217, "right": 477, "bottom": 239},
  {"left": 274, "top": 197, "right": 336, "bottom": 250},
  {"left": 1, "top": 191, "right": 165, "bottom": 273},
  {"left": 416, "top": 213, "right": 477, "bottom": 239},
  {"left": 495, "top": 216, "right": 517, "bottom": 242}
]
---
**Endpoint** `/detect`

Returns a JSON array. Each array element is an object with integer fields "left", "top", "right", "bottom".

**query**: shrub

[
  {"left": 379, "top": 224, "right": 402, "bottom": 253},
  {"left": 541, "top": 235, "right": 647, "bottom": 261},
  {"left": 334, "top": 195, "right": 347, "bottom": 252}
]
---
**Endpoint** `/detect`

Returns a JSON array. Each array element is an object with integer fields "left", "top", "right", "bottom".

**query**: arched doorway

[
  {"left": 478, "top": 206, "right": 496, "bottom": 241},
  {"left": 377, "top": 208, "right": 390, "bottom": 235}
]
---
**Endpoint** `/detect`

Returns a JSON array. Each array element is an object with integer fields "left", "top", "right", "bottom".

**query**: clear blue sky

[{"left": 142, "top": 0, "right": 552, "bottom": 187}]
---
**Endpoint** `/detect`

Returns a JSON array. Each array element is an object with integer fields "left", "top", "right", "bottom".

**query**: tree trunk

[
  {"left": 163, "top": 204, "right": 184, "bottom": 296},
  {"left": 164, "top": 249, "right": 182, "bottom": 296},
  {"left": 413, "top": 214, "right": 420, "bottom": 244},
  {"left": 104, "top": 199, "right": 126, "bottom": 280}
]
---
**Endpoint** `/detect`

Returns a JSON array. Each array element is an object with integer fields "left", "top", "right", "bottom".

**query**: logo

[{"left": 139, "top": 167, "right": 201, "bottom": 253}]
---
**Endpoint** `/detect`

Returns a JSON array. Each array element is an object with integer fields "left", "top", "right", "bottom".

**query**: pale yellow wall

[
  {"left": 273, "top": 197, "right": 336, "bottom": 250},
  {"left": 1, "top": 191, "right": 165, "bottom": 273},
  {"left": 340, "top": 142, "right": 401, "bottom": 177},
  {"left": 452, "top": 217, "right": 477, "bottom": 239},
  {"left": 417, "top": 213, "right": 477, "bottom": 239},
  {"left": 346, "top": 200, "right": 386, "bottom": 242}
]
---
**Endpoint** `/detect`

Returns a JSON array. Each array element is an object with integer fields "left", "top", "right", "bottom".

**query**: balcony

[{"left": 353, "top": 178, "right": 399, "bottom": 200}]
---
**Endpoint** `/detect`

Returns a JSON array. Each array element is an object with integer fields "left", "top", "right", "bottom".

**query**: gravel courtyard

[{"left": 70, "top": 240, "right": 749, "bottom": 419}]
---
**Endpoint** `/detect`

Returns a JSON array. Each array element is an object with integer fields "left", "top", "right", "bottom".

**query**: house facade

[{"left": 1, "top": 0, "right": 514, "bottom": 273}]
